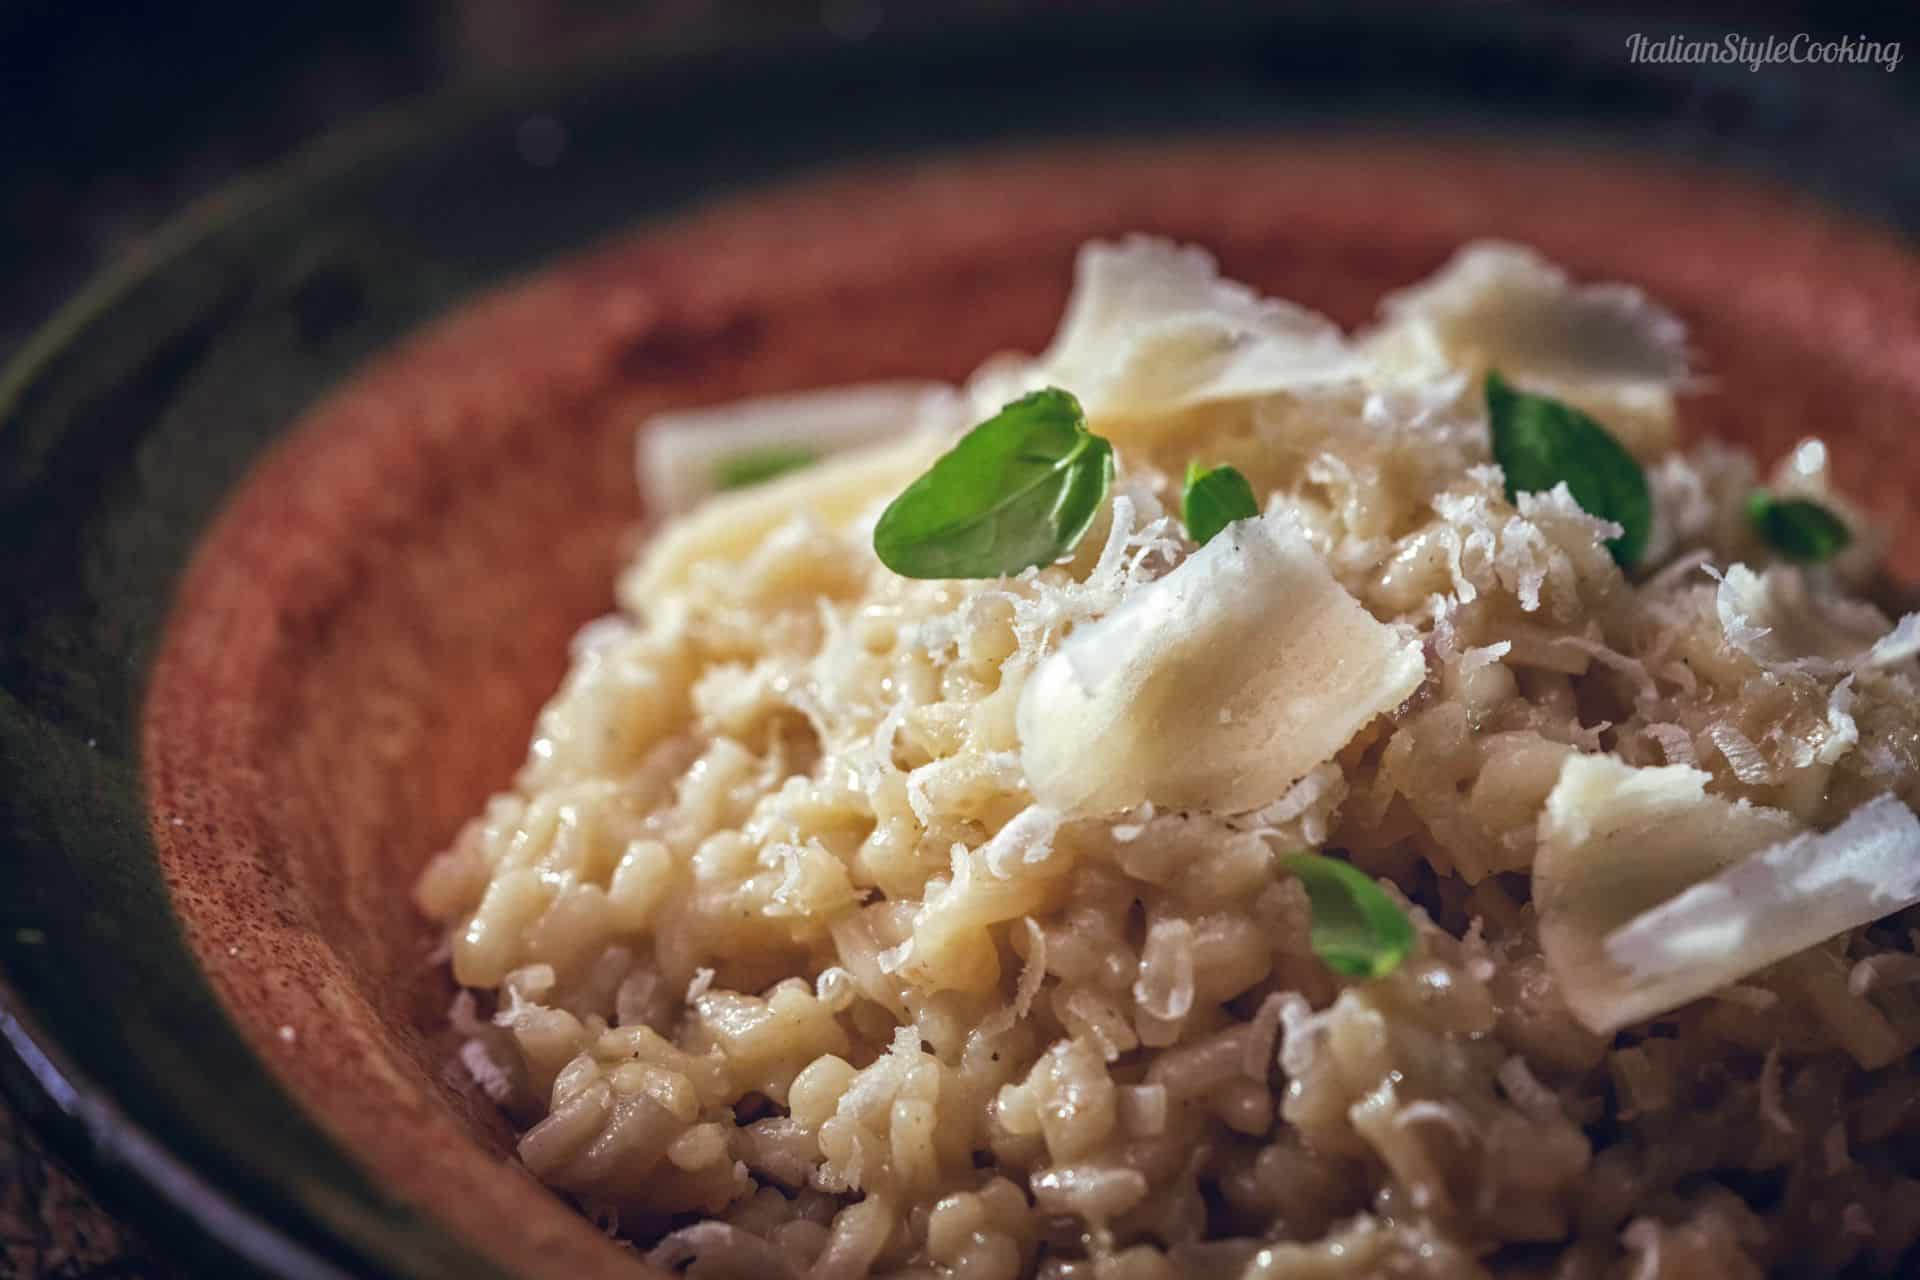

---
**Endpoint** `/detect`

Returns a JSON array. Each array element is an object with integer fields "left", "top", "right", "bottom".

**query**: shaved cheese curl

[{"left": 1017, "top": 510, "right": 1424, "bottom": 815}]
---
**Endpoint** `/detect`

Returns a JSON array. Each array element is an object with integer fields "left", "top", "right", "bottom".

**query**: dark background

[
  {"left": 3, "top": 0, "right": 1918, "bottom": 359},
  {"left": 0, "top": 1, "right": 1915, "bottom": 1275}
]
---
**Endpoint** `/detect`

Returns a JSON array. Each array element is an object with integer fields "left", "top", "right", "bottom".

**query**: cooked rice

[{"left": 417, "top": 240, "right": 1920, "bottom": 1277}]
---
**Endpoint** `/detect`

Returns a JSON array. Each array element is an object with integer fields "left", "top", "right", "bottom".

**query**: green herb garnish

[
  {"left": 1746, "top": 491, "right": 1852, "bottom": 563},
  {"left": 1181, "top": 461, "right": 1261, "bottom": 546},
  {"left": 715, "top": 445, "right": 819, "bottom": 491},
  {"left": 1486, "top": 371, "right": 1651, "bottom": 568},
  {"left": 873, "top": 387, "right": 1114, "bottom": 579},
  {"left": 1282, "top": 852, "right": 1415, "bottom": 979}
]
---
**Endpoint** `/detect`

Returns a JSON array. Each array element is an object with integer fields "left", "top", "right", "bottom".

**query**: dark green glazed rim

[{"left": 2, "top": 8, "right": 1917, "bottom": 1277}]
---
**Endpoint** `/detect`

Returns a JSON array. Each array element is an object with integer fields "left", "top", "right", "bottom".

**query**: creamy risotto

[{"left": 416, "top": 240, "right": 1920, "bottom": 1278}]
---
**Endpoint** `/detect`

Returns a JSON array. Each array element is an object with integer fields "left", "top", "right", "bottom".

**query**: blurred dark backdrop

[{"left": 2, "top": 0, "right": 1916, "bottom": 362}]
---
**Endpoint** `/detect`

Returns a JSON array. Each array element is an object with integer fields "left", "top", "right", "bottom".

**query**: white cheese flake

[
  {"left": 624, "top": 430, "right": 949, "bottom": 601},
  {"left": 685, "top": 967, "right": 716, "bottom": 1003},
  {"left": 1820, "top": 680, "right": 1860, "bottom": 767},
  {"left": 1534, "top": 754, "right": 1797, "bottom": 1035},
  {"left": 1714, "top": 564, "right": 1896, "bottom": 676},
  {"left": 1598, "top": 795, "right": 1920, "bottom": 1031},
  {"left": 983, "top": 805, "right": 1064, "bottom": 878},
  {"left": 1016, "top": 510, "right": 1425, "bottom": 815},
  {"left": 1365, "top": 241, "right": 1688, "bottom": 457},
  {"left": 981, "top": 917, "right": 1048, "bottom": 1037},
  {"left": 968, "top": 236, "right": 1365, "bottom": 429},
  {"left": 1371, "top": 242, "right": 1689, "bottom": 388},
  {"left": 638, "top": 380, "right": 964, "bottom": 517},
  {"left": 1867, "top": 612, "right": 1920, "bottom": 668}
]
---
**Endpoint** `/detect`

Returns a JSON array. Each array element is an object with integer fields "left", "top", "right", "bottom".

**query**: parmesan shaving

[
  {"left": 1109, "top": 802, "right": 1156, "bottom": 844},
  {"left": 1819, "top": 677, "right": 1862, "bottom": 767},
  {"left": 623, "top": 430, "right": 948, "bottom": 600},
  {"left": 1714, "top": 564, "right": 1897, "bottom": 676},
  {"left": 1867, "top": 612, "right": 1920, "bottom": 668},
  {"left": 458, "top": 1038, "right": 518, "bottom": 1106},
  {"left": 647, "top": 1223, "right": 800, "bottom": 1279},
  {"left": 969, "top": 236, "right": 1365, "bottom": 429},
  {"left": 638, "top": 380, "right": 964, "bottom": 517},
  {"left": 981, "top": 917, "right": 1048, "bottom": 1037},
  {"left": 875, "top": 938, "right": 913, "bottom": 976},
  {"left": 1366, "top": 241, "right": 1688, "bottom": 457},
  {"left": 981, "top": 805, "right": 1063, "bottom": 878},
  {"left": 1590, "top": 795, "right": 1920, "bottom": 1033},
  {"left": 1237, "top": 762, "right": 1349, "bottom": 846},
  {"left": 1534, "top": 754, "right": 1797, "bottom": 1035},
  {"left": 685, "top": 967, "right": 716, "bottom": 1003},
  {"left": 1016, "top": 510, "right": 1425, "bottom": 815},
  {"left": 1707, "top": 721, "right": 1773, "bottom": 786},
  {"left": 1642, "top": 722, "right": 1697, "bottom": 768},
  {"left": 1459, "top": 641, "right": 1512, "bottom": 674}
]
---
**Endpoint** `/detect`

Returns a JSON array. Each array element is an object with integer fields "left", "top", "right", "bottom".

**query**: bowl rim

[
  {"left": 0, "top": 997, "right": 358, "bottom": 1279},
  {"left": 0, "top": 64, "right": 508, "bottom": 1280}
]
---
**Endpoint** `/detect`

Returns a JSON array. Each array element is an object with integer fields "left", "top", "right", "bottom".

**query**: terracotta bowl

[{"left": 5, "top": 16, "right": 1920, "bottom": 1280}]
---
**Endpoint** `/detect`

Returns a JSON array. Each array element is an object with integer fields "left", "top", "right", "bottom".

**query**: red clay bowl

[{"left": 6, "top": 14, "right": 1920, "bottom": 1280}]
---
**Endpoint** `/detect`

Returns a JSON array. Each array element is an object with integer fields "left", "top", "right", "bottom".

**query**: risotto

[{"left": 416, "top": 239, "right": 1920, "bottom": 1278}]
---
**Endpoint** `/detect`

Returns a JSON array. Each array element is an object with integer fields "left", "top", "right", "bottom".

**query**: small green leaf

[
  {"left": 1181, "top": 461, "right": 1261, "bottom": 546},
  {"left": 1486, "top": 371, "right": 1651, "bottom": 568},
  {"left": 714, "top": 445, "right": 819, "bottom": 491},
  {"left": 873, "top": 388, "right": 1114, "bottom": 579},
  {"left": 1746, "top": 491, "right": 1852, "bottom": 563},
  {"left": 1281, "top": 852, "right": 1415, "bottom": 979}
]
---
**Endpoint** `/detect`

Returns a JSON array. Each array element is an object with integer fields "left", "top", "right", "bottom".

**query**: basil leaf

[
  {"left": 1746, "top": 491, "right": 1852, "bottom": 563},
  {"left": 715, "top": 445, "right": 818, "bottom": 491},
  {"left": 1281, "top": 852, "right": 1415, "bottom": 979},
  {"left": 1181, "top": 461, "right": 1261, "bottom": 546},
  {"left": 1486, "top": 371, "right": 1651, "bottom": 568},
  {"left": 873, "top": 388, "right": 1114, "bottom": 579}
]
